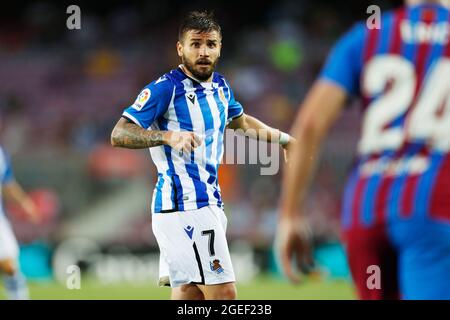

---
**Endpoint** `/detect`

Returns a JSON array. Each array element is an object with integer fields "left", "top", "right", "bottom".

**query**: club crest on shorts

[{"left": 210, "top": 259, "right": 224, "bottom": 274}]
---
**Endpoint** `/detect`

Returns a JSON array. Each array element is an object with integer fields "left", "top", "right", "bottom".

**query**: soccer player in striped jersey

[
  {"left": 277, "top": 0, "right": 450, "bottom": 299},
  {"left": 111, "top": 11, "right": 294, "bottom": 300},
  {"left": 0, "top": 146, "right": 39, "bottom": 299}
]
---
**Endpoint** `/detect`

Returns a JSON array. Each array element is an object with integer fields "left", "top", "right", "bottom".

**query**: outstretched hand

[{"left": 275, "top": 215, "right": 314, "bottom": 284}]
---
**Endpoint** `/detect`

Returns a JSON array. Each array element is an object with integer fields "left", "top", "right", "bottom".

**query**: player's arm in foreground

[
  {"left": 111, "top": 78, "right": 202, "bottom": 153},
  {"left": 111, "top": 117, "right": 202, "bottom": 152},
  {"left": 3, "top": 180, "right": 40, "bottom": 224},
  {"left": 227, "top": 113, "right": 295, "bottom": 160},
  {"left": 276, "top": 80, "right": 347, "bottom": 283}
]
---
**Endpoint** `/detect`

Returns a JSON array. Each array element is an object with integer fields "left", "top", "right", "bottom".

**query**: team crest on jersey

[
  {"left": 218, "top": 87, "right": 226, "bottom": 103},
  {"left": 210, "top": 259, "right": 224, "bottom": 274},
  {"left": 133, "top": 88, "right": 151, "bottom": 111},
  {"left": 218, "top": 87, "right": 227, "bottom": 104}
]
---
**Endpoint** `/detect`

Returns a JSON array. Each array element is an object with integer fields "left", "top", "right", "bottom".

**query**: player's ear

[{"left": 176, "top": 41, "right": 183, "bottom": 57}]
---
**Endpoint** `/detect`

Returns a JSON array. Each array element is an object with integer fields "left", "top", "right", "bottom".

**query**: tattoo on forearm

[{"left": 112, "top": 122, "right": 165, "bottom": 149}]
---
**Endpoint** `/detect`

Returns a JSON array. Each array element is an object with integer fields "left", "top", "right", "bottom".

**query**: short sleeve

[
  {"left": 1, "top": 148, "right": 14, "bottom": 185},
  {"left": 319, "top": 22, "right": 365, "bottom": 96},
  {"left": 122, "top": 76, "right": 174, "bottom": 129},
  {"left": 225, "top": 83, "right": 244, "bottom": 124}
]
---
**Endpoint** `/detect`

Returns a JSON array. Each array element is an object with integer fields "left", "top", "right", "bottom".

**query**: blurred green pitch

[{"left": 0, "top": 275, "right": 355, "bottom": 300}]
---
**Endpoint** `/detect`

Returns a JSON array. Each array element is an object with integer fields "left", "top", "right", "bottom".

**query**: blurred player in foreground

[
  {"left": 111, "top": 11, "right": 294, "bottom": 300},
  {"left": 277, "top": 0, "right": 450, "bottom": 299},
  {"left": 0, "top": 146, "right": 39, "bottom": 299}
]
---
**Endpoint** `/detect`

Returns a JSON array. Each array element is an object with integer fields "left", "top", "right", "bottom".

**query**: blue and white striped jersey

[
  {"left": 122, "top": 66, "right": 244, "bottom": 213},
  {"left": 0, "top": 146, "right": 14, "bottom": 217}
]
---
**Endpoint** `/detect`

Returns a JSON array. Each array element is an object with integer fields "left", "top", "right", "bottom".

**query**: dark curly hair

[{"left": 178, "top": 11, "right": 222, "bottom": 41}]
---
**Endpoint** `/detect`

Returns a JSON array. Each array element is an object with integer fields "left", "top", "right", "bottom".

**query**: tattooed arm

[
  {"left": 111, "top": 117, "right": 202, "bottom": 152},
  {"left": 111, "top": 117, "right": 166, "bottom": 149}
]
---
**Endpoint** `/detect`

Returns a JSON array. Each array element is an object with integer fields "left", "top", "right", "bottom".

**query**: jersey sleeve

[
  {"left": 225, "top": 83, "right": 244, "bottom": 124},
  {"left": 1, "top": 149, "right": 14, "bottom": 185},
  {"left": 122, "top": 76, "right": 174, "bottom": 129},
  {"left": 319, "top": 22, "right": 365, "bottom": 96}
]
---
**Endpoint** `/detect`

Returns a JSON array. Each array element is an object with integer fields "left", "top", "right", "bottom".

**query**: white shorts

[
  {"left": 0, "top": 215, "right": 19, "bottom": 260},
  {"left": 152, "top": 205, "right": 235, "bottom": 288}
]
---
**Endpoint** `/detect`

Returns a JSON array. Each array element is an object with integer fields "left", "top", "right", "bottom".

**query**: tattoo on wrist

[{"left": 149, "top": 131, "right": 163, "bottom": 142}]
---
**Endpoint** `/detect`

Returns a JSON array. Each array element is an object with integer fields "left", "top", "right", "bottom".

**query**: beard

[{"left": 181, "top": 55, "right": 219, "bottom": 81}]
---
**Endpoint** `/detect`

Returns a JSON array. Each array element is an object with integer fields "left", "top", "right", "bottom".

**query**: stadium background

[{"left": 0, "top": 0, "right": 402, "bottom": 299}]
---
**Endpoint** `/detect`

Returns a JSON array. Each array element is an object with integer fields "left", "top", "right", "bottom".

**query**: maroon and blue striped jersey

[{"left": 320, "top": 3, "right": 450, "bottom": 229}]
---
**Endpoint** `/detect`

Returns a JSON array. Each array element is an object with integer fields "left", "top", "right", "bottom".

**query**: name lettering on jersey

[
  {"left": 132, "top": 88, "right": 151, "bottom": 111},
  {"left": 401, "top": 20, "right": 449, "bottom": 45},
  {"left": 360, "top": 155, "right": 430, "bottom": 177}
]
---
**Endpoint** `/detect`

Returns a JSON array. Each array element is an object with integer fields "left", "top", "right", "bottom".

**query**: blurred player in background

[
  {"left": 277, "top": 0, "right": 450, "bottom": 299},
  {"left": 111, "top": 11, "right": 293, "bottom": 300},
  {"left": 0, "top": 146, "right": 39, "bottom": 300}
]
